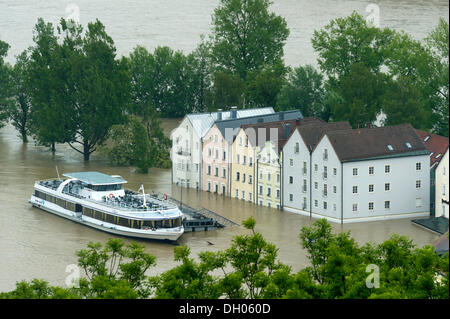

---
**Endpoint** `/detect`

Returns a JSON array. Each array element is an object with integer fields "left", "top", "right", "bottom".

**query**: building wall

[
  {"left": 202, "top": 125, "right": 229, "bottom": 195},
  {"left": 310, "top": 136, "right": 430, "bottom": 223},
  {"left": 171, "top": 117, "right": 202, "bottom": 189},
  {"left": 282, "top": 129, "right": 311, "bottom": 214},
  {"left": 231, "top": 129, "right": 256, "bottom": 202},
  {"left": 310, "top": 135, "right": 342, "bottom": 221},
  {"left": 256, "top": 141, "right": 282, "bottom": 209},
  {"left": 435, "top": 149, "right": 449, "bottom": 218}
]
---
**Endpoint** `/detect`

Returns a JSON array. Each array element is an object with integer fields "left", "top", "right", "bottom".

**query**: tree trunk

[
  {"left": 51, "top": 142, "right": 56, "bottom": 153},
  {"left": 83, "top": 140, "right": 90, "bottom": 161}
]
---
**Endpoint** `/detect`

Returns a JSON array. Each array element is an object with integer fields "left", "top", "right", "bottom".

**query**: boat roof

[{"left": 63, "top": 172, "right": 127, "bottom": 185}]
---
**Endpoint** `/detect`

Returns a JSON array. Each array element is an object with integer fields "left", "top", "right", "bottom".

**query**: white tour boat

[{"left": 29, "top": 171, "right": 184, "bottom": 241}]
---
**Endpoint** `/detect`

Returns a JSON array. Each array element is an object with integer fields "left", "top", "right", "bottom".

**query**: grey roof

[
  {"left": 296, "top": 121, "right": 352, "bottom": 151},
  {"left": 215, "top": 110, "right": 303, "bottom": 144},
  {"left": 186, "top": 107, "right": 275, "bottom": 138},
  {"left": 63, "top": 172, "right": 127, "bottom": 185},
  {"left": 324, "top": 124, "right": 430, "bottom": 163}
]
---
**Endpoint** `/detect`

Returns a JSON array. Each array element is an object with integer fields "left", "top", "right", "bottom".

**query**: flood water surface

[{"left": 0, "top": 120, "right": 439, "bottom": 292}]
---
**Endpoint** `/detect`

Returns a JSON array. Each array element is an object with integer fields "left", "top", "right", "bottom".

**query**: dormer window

[
  {"left": 387, "top": 144, "right": 394, "bottom": 151},
  {"left": 405, "top": 142, "right": 412, "bottom": 148},
  {"left": 424, "top": 136, "right": 430, "bottom": 142}
]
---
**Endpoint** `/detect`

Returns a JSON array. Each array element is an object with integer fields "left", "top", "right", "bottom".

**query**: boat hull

[{"left": 29, "top": 195, "right": 184, "bottom": 242}]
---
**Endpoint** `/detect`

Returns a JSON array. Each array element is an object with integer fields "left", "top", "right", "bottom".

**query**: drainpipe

[
  {"left": 256, "top": 157, "right": 259, "bottom": 205},
  {"left": 309, "top": 146, "right": 312, "bottom": 220},
  {"left": 280, "top": 152, "right": 283, "bottom": 210}
]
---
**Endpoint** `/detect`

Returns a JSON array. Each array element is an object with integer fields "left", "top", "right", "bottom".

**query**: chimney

[
  {"left": 217, "top": 109, "right": 223, "bottom": 121},
  {"left": 284, "top": 123, "right": 291, "bottom": 139},
  {"left": 230, "top": 106, "right": 237, "bottom": 119}
]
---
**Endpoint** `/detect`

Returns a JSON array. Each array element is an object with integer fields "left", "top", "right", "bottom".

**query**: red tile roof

[{"left": 415, "top": 130, "right": 449, "bottom": 167}]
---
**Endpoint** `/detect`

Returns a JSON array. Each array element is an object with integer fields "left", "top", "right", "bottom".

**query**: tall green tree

[
  {"left": 276, "top": 64, "right": 326, "bottom": 118},
  {"left": 27, "top": 18, "right": 71, "bottom": 152},
  {"left": 8, "top": 50, "right": 33, "bottom": 142},
  {"left": 58, "top": 19, "right": 131, "bottom": 161},
  {"left": 426, "top": 18, "right": 449, "bottom": 136},
  {"left": 311, "top": 11, "right": 394, "bottom": 86},
  {"left": 331, "top": 62, "right": 387, "bottom": 128},
  {"left": 0, "top": 39, "right": 11, "bottom": 128}
]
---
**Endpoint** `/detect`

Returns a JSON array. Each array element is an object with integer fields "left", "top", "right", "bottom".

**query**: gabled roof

[
  {"left": 63, "top": 172, "right": 127, "bottom": 185},
  {"left": 324, "top": 124, "right": 430, "bottom": 163},
  {"left": 186, "top": 107, "right": 275, "bottom": 138},
  {"left": 215, "top": 110, "right": 303, "bottom": 144},
  {"left": 415, "top": 130, "right": 449, "bottom": 167},
  {"left": 241, "top": 119, "right": 298, "bottom": 153},
  {"left": 296, "top": 121, "right": 352, "bottom": 151}
]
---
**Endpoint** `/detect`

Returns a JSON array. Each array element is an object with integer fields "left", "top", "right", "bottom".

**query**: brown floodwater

[{"left": 0, "top": 119, "right": 439, "bottom": 292}]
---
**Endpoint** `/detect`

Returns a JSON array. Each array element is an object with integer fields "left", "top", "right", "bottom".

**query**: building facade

[
  {"left": 171, "top": 107, "right": 275, "bottom": 189},
  {"left": 310, "top": 124, "right": 431, "bottom": 223},
  {"left": 435, "top": 147, "right": 449, "bottom": 219},
  {"left": 282, "top": 121, "right": 351, "bottom": 215}
]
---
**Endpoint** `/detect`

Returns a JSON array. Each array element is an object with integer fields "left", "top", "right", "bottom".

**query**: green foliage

[
  {"left": 7, "top": 50, "right": 33, "bottom": 142},
  {"left": 211, "top": 0, "right": 289, "bottom": 80},
  {"left": 99, "top": 115, "right": 170, "bottom": 172},
  {"left": 1, "top": 219, "right": 448, "bottom": 299},
  {"left": 0, "top": 40, "right": 11, "bottom": 128},
  {"left": 276, "top": 65, "right": 326, "bottom": 118}
]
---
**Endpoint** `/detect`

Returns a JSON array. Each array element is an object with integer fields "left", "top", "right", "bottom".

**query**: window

[
  {"left": 302, "top": 179, "right": 307, "bottom": 193},
  {"left": 243, "top": 156, "right": 246, "bottom": 165},
  {"left": 242, "top": 173, "right": 246, "bottom": 183},
  {"left": 276, "top": 189, "right": 280, "bottom": 199},
  {"left": 353, "top": 168, "right": 358, "bottom": 176},
  {"left": 315, "top": 182, "right": 318, "bottom": 190},
  {"left": 323, "top": 149, "right": 328, "bottom": 160},
  {"left": 239, "top": 137, "right": 242, "bottom": 146},
  {"left": 416, "top": 162, "right": 421, "bottom": 171},
  {"left": 289, "top": 176, "right": 293, "bottom": 184},
  {"left": 302, "top": 162, "right": 307, "bottom": 175},
  {"left": 333, "top": 168, "right": 337, "bottom": 176},
  {"left": 207, "top": 165, "right": 211, "bottom": 176},
  {"left": 249, "top": 175, "right": 253, "bottom": 185},
  {"left": 249, "top": 192, "right": 252, "bottom": 202},
  {"left": 385, "top": 165, "right": 390, "bottom": 173},
  {"left": 352, "top": 203, "right": 358, "bottom": 212},
  {"left": 406, "top": 142, "right": 412, "bottom": 148},
  {"left": 245, "top": 138, "right": 248, "bottom": 147},
  {"left": 416, "top": 180, "right": 421, "bottom": 189},
  {"left": 314, "top": 200, "right": 318, "bottom": 207},
  {"left": 214, "top": 166, "right": 219, "bottom": 177},
  {"left": 289, "top": 194, "right": 293, "bottom": 202},
  {"left": 208, "top": 148, "right": 212, "bottom": 157},
  {"left": 352, "top": 186, "right": 358, "bottom": 194},
  {"left": 323, "top": 166, "right": 328, "bottom": 179},
  {"left": 385, "top": 183, "right": 390, "bottom": 191},
  {"left": 333, "top": 185, "right": 337, "bottom": 194},
  {"left": 259, "top": 200, "right": 263, "bottom": 206},
  {"left": 236, "top": 154, "right": 240, "bottom": 164},
  {"left": 369, "top": 184, "right": 374, "bottom": 193},
  {"left": 276, "top": 174, "right": 280, "bottom": 183},
  {"left": 259, "top": 185, "right": 263, "bottom": 195},
  {"left": 267, "top": 187, "right": 271, "bottom": 197},
  {"left": 242, "top": 191, "right": 245, "bottom": 200},
  {"left": 369, "top": 202, "right": 374, "bottom": 211},
  {"left": 323, "top": 201, "right": 328, "bottom": 210},
  {"left": 290, "top": 159, "right": 294, "bottom": 166},
  {"left": 369, "top": 167, "right": 374, "bottom": 175},
  {"left": 323, "top": 184, "right": 328, "bottom": 197},
  {"left": 385, "top": 201, "right": 390, "bottom": 209},
  {"left": 223, "top": 151, "right": 226, "bottom": 161},
  {"left": 222, "top": 168, "right": 226, "bottom": 178},
  {"left": 333, "top": 204, "right": 337, "bottom": 211},
  {"left": 415, "top": 198, "right": 422, "bottom": 208},
  {"left": 215, "top": 149, "right": 219, "bottom": 159},
  {"left": 249, "top": 157, "right": 253, "bottom": 167},
  {"left": 267, "top": 173, "right": 271, "bottom": 182},
  {"left": 443, "top": 184, "right": 446, "bottom": 196},
  {"left": 387, "top": 144, "right": 394, "bottom": 151},
  {"left": 236, "top": 172, "right": 240, "bottom": 181},
  {"left": 294, "top": 142, "right": 299, "bottom": 154},
  {"left": 315, "top": 164, "right": 318, "bottom": 172},
  {"left": 259, "top": 170, "right": 263, "bottom": 179}
]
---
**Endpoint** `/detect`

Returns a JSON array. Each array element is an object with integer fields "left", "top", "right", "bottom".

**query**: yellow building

[
  {"left": 256, "top": 140, "right": 282, "bottom": 209},
  {"left": 230, "top": 128, "right": 256, "bottom": 202}
]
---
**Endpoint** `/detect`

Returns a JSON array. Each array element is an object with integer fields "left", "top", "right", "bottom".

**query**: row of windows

[{"left": 34, "top": 191, "right": 182, "bottom": 229}]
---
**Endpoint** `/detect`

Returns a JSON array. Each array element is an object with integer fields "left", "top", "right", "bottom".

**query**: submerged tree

[
  {"left": 0, "top": 40, "right": 11, "bottom": 128},
  {"left": 7, "top": 50, "right": 33, "bottom": 142}
]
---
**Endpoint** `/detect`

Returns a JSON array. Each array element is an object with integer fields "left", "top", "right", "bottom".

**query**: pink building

[{"left": 202, "top": 124, "right": 230, "bottom": 195}]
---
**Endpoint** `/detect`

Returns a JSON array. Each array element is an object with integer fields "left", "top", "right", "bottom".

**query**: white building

[
  {"left": 170, "top": 107, "right": 274, "bottom": 189},
  {"left": 435, "top": 147, "right": 449, "bottom": 219},
  {"left": 282, "top": 120, "right": 351, "bottom": 215},
  {"left": 284, "top": 123, "right": 431, "bottom": 223}
]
